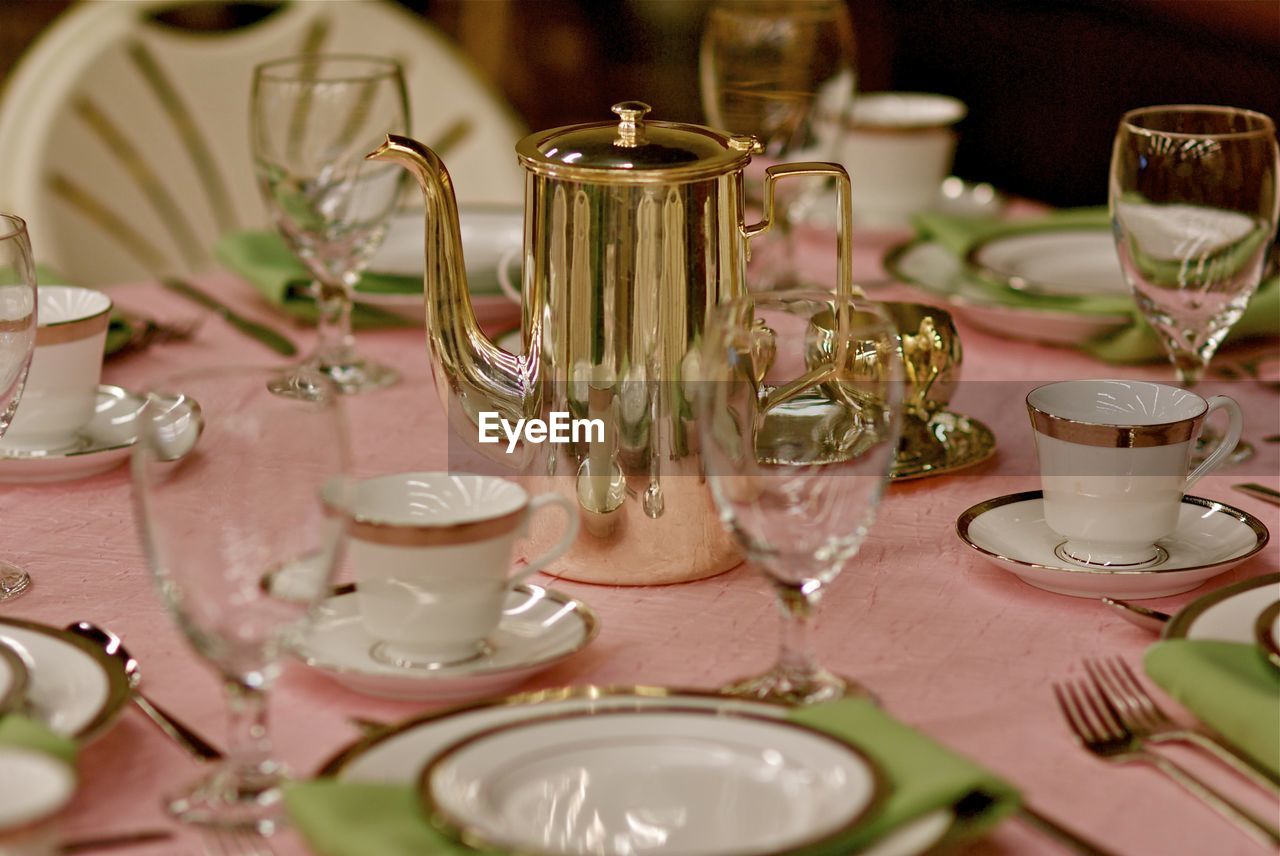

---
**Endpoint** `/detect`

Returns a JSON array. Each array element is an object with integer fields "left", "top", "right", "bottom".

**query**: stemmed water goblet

[
  {"left": 251, "top": 55, "right": 409, "bottom": 395},
  {"left": 0, "top": 213, "right": 38, "bottom": 601},
  {"left": 699, "top": 0, "right": 857, "bottom": 288},
  {"left": 1110, "top": 106, "right": 1279, "bottom": 460},
  {"left": 697, "top": 291, "right": 903, "bottom": 704},
  {"left": 132, "top": 365, "right": 349, "bottom": 832}
]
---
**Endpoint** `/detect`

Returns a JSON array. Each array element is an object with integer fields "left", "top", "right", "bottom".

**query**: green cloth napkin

[
  {"left": 909, "top": 208, "right": 1280, "bottom": 363},
  {"left": 285, "top": 698, "right": 1019, "bottom": 856},
  {"left": 214, "top": 232, "right": 419, "bottom": 329},
  {"left": 1145, "top": 640, "right": 1280, "bottom": 780},
  {"left": 0, "top": 714, "right": 78, "bottom": 767}
]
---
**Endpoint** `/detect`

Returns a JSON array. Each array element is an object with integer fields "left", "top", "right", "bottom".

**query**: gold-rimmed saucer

[{"left": 891, "top": 410, "right": 996, "bottom": 481}]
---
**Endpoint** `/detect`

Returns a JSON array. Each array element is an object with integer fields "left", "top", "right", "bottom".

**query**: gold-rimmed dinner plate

[
  {"left": 956, "top": 492, "right": 1269, "bottom": 599},
  {"left": 965, "top": 228, "right": 1128, "bottom": 298},
  {"left": 0, "top": 617, "right": 130, "bottom": 740},
  {"left": 0, "top": 639, "right": 29, "bottom": 715},
  {"left": 420, "top": 707, "right": 884, "bottom": 856},
  {"left": 1255, "top": 602, "right": 1280, "bottom": 669},
  {"left": 891, "top": 410, "right": 996, "bottom": 481},
  {"left": 1161, "top": 573, "right": 1280, "bottom": 642},
  {"left": 318, "top": 686, "right": 953, "bottom": 856},
  {"left": 883, "top": 239, "right": 1130, "bottom": 346}
]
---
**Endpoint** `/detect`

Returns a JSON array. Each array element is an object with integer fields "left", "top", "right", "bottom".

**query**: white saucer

[
  {"left": 423, "top": 708, "right": 881, "bottom": 856},
  {"left": 290, "top": 584, "right": 598, "bottom": 701},
  {"left": 956, "top": 491, "right": 1269, "bottom": 599},
  {"left": 321, "top": 687, "right": 951, "bottom": 856},
  {"left": 0, "top": 746, "right": 75, "bottom": 833},
  {"left": 0, "top": 385, "right": 199, "bottom": 483}
]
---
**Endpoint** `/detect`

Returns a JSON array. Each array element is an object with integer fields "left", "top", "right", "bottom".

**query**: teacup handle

[
  {"left": 1185, "top": 395, "right": 1243, "bottom": 489},
  {"left": 496, "top": 246, "right": 522, "bottom": 306},
  {"left": 509, "top": 493, "right": 579, "bottom": 585}
]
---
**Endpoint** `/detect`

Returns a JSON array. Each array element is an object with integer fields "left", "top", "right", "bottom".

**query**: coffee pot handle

[
  {"left": 743, "top": 162, "right": 856, "bottom": 299},
  {"left": 510, "top": 493, "right": 580, "bottom": 585},
  {"left": 1185, "top": 396, "right": 1243, "bottom": 489}
]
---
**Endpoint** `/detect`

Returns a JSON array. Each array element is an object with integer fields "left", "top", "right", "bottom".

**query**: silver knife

[
  {"left": 1233, "top": 483, "right": 1280, "bottom": 506},
  {"left": 1101, "top": 597, "right": 1170, "bottom": 633},
  {"left": 161, "top": 278, "right": 297, "bottom": 356}
]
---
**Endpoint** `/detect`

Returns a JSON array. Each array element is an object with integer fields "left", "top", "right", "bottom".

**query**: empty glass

[
  {"left": 251, "top": 55, "right": 409, "bottom": 394},
  {"left": 697, "top": 291, "right": 903, "bottom": 704},
  {"left": 700, "top": 0, "right": 856, "bottom": 288},
  {"left": 1110, "top": 107, "right": 1278, "bottom": 380},
  {"left": 132, "top": 365, "right": 349, "bottom": 832},
  {"left": 0, "top": 214, "right": 38, "bottom": 601}
]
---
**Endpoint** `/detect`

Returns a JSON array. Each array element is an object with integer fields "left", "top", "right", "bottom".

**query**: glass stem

[
  {"left": 310, "top": 278, "right": 354, "bottom": 369},
  {"left": 224, "top": 677, "right": 274, "bottom": 781},
  {"left": 1172, "top": 349, "right": 1205, "bottom": 389},
  {"left": 773, "top": 580, "right": 819, "bottom": 679}
]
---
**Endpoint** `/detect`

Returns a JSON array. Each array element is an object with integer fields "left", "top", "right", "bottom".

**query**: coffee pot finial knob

[{"left": 612, "top": 100, "right": 651, "bottom": 147}]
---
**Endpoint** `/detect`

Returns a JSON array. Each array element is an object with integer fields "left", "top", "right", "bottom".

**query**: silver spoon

[
  {"left": 65, "top": 621, "right": 223, "bottom": 762},
  {"left": 1100, "top": 597, "right": 1171, "bottom": 634}
]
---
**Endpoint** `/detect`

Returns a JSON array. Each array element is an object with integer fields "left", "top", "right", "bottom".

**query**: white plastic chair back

[{"left": 0, "top": 0, "right": 526, "bottom": 285}]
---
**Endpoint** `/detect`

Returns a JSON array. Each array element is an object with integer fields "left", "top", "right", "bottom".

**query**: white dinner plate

[
  {"left": 884, "top": 239, "right": 1131, "bottom": 346},
  {"left": 1163, "top": 573, "right": 1280, "bottom": 642},
  {"left": 290, "top": 585, "right": 598, "bottom": 702},
  {"left": 363, "top": 205, "right": 523, "bottom": 305},
  {"left": 0, "top": 618, "right": 130, "bottom": 740},
  {"left": 0, "top": 746, "right": 75, "bottom": 833},
  {"left": 423, "top": 708, "right": 882, "bottom": 856},
  {"left": 956, "top": 492, "right": 1270, "bottom": 599},
  {"left": 967, "top": 229, "right": 1128, "bottom": 298},
  {"left": 0, "top": 385, "right": 200, "bottom": 484},
  {"left": 0, "top": 639, "right": 29, "bottom": 715},
  {"left": 320, "top": 688, "right": 953, "bottom": 856}
]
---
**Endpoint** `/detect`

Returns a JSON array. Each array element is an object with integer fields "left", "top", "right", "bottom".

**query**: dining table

[{"left": 1, "top": 214, "right": 1277, "bottom": 856}]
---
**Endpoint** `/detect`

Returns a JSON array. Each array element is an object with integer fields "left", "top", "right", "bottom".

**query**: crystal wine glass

[
  {"left": 0, "top": 214, "right": 38, "bottom": 601},
  {"left": 1110, "top": 106, "right": 1279, "bottom": 459},
  {"left": 699, "top": 0, "right": 856, "bottom": 288},
  {"left": 251, "top": 55, "right": 409, "bottom": 395},
  {"left": 132, "top": 365, "right": 348, "bottom": 832},
  {"left": 697, "top": 290, "right": 903, "bottom": 704}
]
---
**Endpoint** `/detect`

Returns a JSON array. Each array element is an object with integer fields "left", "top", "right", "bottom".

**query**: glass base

[
  {"left": 0, "top": 562, "right": 30, "bottom": 601},
  {"left": 720, "top": 665, "right": 875, "bottom": 706},
  {"left": 165, "top": 762, "right": 288, "bottom": 834},
  {"left": 268, "top": 358, "right": 399, "bottom": 397}
]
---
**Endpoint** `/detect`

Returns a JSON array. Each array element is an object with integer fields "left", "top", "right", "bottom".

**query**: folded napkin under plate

[
  {"left": 1145, "top": 640, "right": 1280, "bottom": 780},
  {"left": 901, "top": 208, "right": 1279, "bottom": 363},
  {"left": 286, "top": 697, "right": 1019, "bottom": 856}
]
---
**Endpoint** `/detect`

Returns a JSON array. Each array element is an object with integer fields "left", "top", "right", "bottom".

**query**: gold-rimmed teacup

[
  {"left": 324, "top": 473, "right": 578, "bottom": 669},
  {"left": 1, "top": 285, "right": 111, "bottom": 451},
  {"left": 1027, "top": 379, "right": 1243, "bottom": 567}
]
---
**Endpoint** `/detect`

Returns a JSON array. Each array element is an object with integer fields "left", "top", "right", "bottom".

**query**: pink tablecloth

[{"left": 2, "top": 236, "right": 1277, "bottom": 855}]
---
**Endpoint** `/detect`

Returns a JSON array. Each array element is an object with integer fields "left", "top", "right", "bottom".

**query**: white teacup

[
  {"left": 835, "top": 92, "right": 967, "bottom": 226},
  {"left": 327, "top": 472, "right": 578, "bottom": 667},
  {"left": 1, "top": 286, "right": 111, "bottom": 451},
  {"left": 1027, "top": 380, "right": 1242, "bottom": 567}
]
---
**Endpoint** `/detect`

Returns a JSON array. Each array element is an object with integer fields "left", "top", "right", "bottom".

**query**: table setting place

[{"left": 0, "top": 1, "right": 1278, "bottom": 855}]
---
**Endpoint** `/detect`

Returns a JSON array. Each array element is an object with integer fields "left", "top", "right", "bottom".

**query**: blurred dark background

[{"left": 2, "top": 0, "right": 1278, "bottom": 207}]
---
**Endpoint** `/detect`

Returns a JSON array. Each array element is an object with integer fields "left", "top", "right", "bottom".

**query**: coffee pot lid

[{"left": 515, "top": 101, "right": 757, "bottom": 183}]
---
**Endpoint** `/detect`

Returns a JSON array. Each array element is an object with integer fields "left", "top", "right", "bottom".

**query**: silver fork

[
  {"left": 1053, "top": 677, "right": 1280, "bottom": 848},
  {"left": 1085, "top": 657, "right": 1280, "bottom": 795},
  {"left": 201, "top": 828, "right": 277, "bottom": 856}
]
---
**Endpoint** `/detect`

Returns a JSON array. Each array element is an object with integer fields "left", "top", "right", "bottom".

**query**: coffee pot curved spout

[{"left": 366, "top": 135, "right": 529, "bottom": 458}]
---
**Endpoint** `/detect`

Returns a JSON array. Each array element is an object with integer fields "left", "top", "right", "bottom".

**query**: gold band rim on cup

[
  {"left": 35, "top": 306, "right": 112, "bottom": 346},
  {"left": 1025, "top": 383, "right": 1206, "bottom": 448},
  {"left": 325, "top": 496, "right": 527, "bottom": 547}
]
